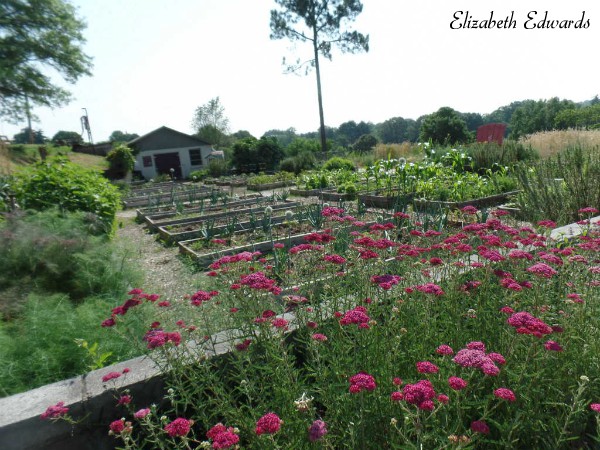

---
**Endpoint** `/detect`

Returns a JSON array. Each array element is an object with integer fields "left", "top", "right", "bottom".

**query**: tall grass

[
  {"left": 0, "top": 293, "right": 148, "bottom": 397},
  {"left": 514, "top": 145, "right": 600, "bottom": 225},
  {"left": 520, "top": 129, "right": 600, "bottom": 159}
]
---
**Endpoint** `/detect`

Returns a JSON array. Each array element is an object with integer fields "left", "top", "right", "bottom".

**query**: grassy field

[
  {"left": 0, "top": 143, "right": 108, "bottom": 174},
  {"left": 519, "top": 129, "right": 600, "bottom": 158}
]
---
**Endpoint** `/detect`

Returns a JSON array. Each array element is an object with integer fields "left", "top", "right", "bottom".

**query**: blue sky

[{"left": 1, "top": 0, "right": 598, "bottom": 142}]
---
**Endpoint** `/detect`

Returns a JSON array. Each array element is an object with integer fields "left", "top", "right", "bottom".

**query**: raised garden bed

[
  {"left": 146, "top": 201, "right": 301, "bottom": 232},
  {"left": 246, "top": 181, "right": 295, "bottom": 191},
  {"left": 178, "top": 221, "right": 372, "bottom": 269},
  {"left": 135, "top": 194, "right": 263, "bottom": 222},
  {"left": 412, "top": 190, "right": 520, "bottom": 212},
  {"left": 122, "top": 186, "right": 220, "bottom": 209},
  {"left": 358, "top": 191, "right": 415, "bottom": 209},
  {"left": 289, "top": 187, "right": 336, "bottom": 197},
  {"left": 157, "top": 207, "right": 302, "bottom": 244}
]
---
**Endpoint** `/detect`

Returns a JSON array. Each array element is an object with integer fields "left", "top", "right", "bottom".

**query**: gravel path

[{"left": 115, "top": 209, "right": 201, "bottom": 302}]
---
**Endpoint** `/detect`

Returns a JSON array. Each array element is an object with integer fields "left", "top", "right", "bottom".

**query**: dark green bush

[
  {"left": 106, "top": 144, "right": 135, "bottom": 178},
  {"left": 280, "top": 151, "right": 317, "bottom": 174},
  {"left": 0, "top": 209, "right": 142, "bottom": 305},
  {"left": 208, "top": 159, "right": 228, "bottom": 178},
  {"left": 322, "top": 156, "right": 355, "bottom": 172},
  {"left": 11, "top": 157, "right": 120, "bottom": 233}
]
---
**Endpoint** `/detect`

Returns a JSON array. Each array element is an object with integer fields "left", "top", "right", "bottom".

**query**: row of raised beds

[
  {"left": 177, "top": 203, "right": 384, "bottom": 269},
  {"left": 122, "top": 180, "right": 219, "bottom": 209},
  {"left": 290, "top": 158, "right": 519, "bottom": 211}
]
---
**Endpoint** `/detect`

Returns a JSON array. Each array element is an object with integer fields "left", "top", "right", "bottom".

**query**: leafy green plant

[
  {"left": 106, "top": 144, "right": 135, "bottom": 178},
  {"left": 11, "top": 157, "right": 121, "bottom": 234},
  {"left": 0, "top": 209, "right": 142, "bottom": 305},
  {"left": 514, "top": 145, "right": 600, "bottom": 224},
  {"left": 0, "top": 294, "right": 147, "bottom": 397},
  {"left": 322, "top": 156, "right": 355, "bottom": 172}
]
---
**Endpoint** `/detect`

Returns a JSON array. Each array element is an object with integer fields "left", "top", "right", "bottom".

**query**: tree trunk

[{"left": 312, "top": 25, "right": 327, "bottom": 153}]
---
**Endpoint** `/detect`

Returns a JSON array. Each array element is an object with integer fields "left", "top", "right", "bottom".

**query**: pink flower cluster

[
  {"left": 526, "top": 262, "right": 558, "bottom": 278},
  {"left": 402, "top": 379, "right": 436, "bottom": 410},
  {"left": 494, "top": 388, "right": 516, "bottom": 402},
  {"left": 321, "top": 206, "right": 345, "bottom": 217},
  {"left": 416, "top": 361, "right": 439, "bottom": 374},
  {"left": 239, "top": 271, "right": 282, "bottom": 295},
  {"left": 164, "top": 417, "right": 192, "bottom": 437},
  {"left": 255, "top": 412, "right": 282, "bottom": 435},
  {"left": 370, "top": 274, "right": 402, "bottom": 290},
  {"left": 339, "top": 305, "right": 371, "bottom": 328},
  {"left": 324, "top": 254, "right": 346, "bottom": 264},
  {"left": 506, "top": 311, "right": 553, "bottom": 337},
  {"left": 354, "top": 236, "right": 397, "bottom": 249},
  {"left": 40, "top": 401, "right": 69, "bottom": 420},
  {"left": 413, "top": 282, "right": 445, "bottom": 296},
  {"left": 101, "top": 367, "right": 129, "bottom": 384},
  {"left": 207, "top": 423, "right": 240, "bottom": 449},
  {"left": 101, "top": 289, "right": 160, "bottom": 327},
  {"left": 143, "top": 329, "right": 182, "bottom": 349},
  {"left": 289, "top": 243, "right": 324, "bottom": 254},
  {"left": 452, "top": 342, "right": 505, "bottom": 376},
  {"left": 349, "top": 372, "right": 376, "bottom": 393},
  {"left": 305, "top": 231, "right": 336, "bottom": 243},
  {"left": 190, "top": 289, "right": 219, "bottom": 306},
  {"left": 308, "top": 419, "right": 328, "bottom": 442},
  {"left": 209, "top": 251, "right": 260, "bottom": 269}
]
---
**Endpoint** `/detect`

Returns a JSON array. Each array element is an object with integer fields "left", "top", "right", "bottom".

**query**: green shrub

[
  {"left": 106, "top": 144, "right": 135, "bottom": 178},
  {"left": 189, "top": 169, "right": 209, "bottom": 181},
  {"left": 11, "top": 157, "right": 121, "bottom": 233},
  {"left": 0, "top": 209, "right": 142, "bottom": 305},
  {"left": 0, "top": 293, "right": 147, "bottom": 396},
  {"left": 322, "top": 156, "right": 355, "bottom": 172},
  {"left": 280, "top": 151, "right": 317, "bottom": 174},
  {"left": 208, "top": 159, "right": 228, "bottom": 178}
]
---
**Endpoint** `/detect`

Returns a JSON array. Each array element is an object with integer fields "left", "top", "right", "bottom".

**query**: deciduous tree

[
  {"left": 191, "top": 97, "right": 230, "bottom": 137},
  {"left": 270, "top": 0, "right": 369, "bottom": 153},
  {"left": 0, "top": 0, "right": 93, "bottom": 122},
  {"left": 420, "top": 107, "right": 470, "bottom": 145}
]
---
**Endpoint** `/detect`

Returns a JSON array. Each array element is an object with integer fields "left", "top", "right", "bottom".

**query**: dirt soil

[{"left": 115, "top": 209, "right": 202, "bottom": 302}]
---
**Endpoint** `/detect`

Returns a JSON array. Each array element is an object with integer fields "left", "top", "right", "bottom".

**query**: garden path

[{"left": 115, "top": 209, "right": 201, "bottom": 302}]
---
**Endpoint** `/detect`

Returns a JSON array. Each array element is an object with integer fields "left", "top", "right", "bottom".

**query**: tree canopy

[
  {"left": 51, "top": 130, "right": 83, "bottom": 144},
  {"left": 0, "top": 0, "right": 93, "bottom": 122},
  {"left": 270, "top": 0, "right": 369, "bottom": 153},
  {"left": 191, "top": 97, "right": 229, "bottom": 135},
  {"left": 109, "top": 130, "right": 139, "bottom": 143},
  {"left": 420, "top": 107, "right": 470, "bottom": 145}
]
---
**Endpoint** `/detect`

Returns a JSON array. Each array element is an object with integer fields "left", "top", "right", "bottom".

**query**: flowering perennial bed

[{"left": 45, "top": 206, "right": 600, "bottom": 449}]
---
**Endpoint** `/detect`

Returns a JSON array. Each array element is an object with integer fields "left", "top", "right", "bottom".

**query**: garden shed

[{"left": 128, "top": 126, "right": 223, "bottom": 180}]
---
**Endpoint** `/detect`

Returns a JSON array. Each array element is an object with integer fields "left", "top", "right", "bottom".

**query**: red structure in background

[{"left": 476, "top": 123, "right": 507, "bottom": 145}]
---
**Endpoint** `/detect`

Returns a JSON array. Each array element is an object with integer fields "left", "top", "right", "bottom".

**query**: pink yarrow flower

[
  {"left": 448, "top": 376, "right": 468, "bottom": 391},
  {"left": 40, "top": 401, "right": 69, "bottom": 420},
  {"left": 494, "top": 388, "right": 516, "bottom": 402},
  {"left": 164, "top": 417, "right": 192, "bottom": 437},
  {"left": 134, "top": 408, "right": 151, "bottom": 419},
  {"left": 255, "top": 412, "right": 282, "bottom": 435},
  {"left": 349, "top": 372, "right": 377, "bottom": 393},
  {"left": 471, "top": 420, "right": 490, "bottom": 434},
  {"left": 416, "top": 361, "right": 440, "bottom": 374},
  {"left": 402, "top": 379, "right": 436, "bottom": 410},
  {"left": 308, "top": 419, "right": 328, "bottom": 442}
]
